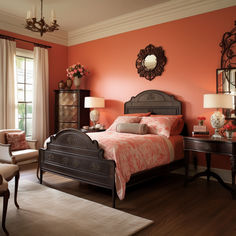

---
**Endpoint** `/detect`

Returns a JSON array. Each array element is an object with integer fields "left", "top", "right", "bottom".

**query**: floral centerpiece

[
  {"left": 66, "top": 63, "right": 88, "bottom": 89},
  {"left": 224, "top": 123, "right": 233, "bottom": 132},
  {"left": 66, "top": 63, "right": 88, "bottom": 79},
  {"left": 222, "top": 122, "right": 234, "bottom": 139},
  {"left": 197, "top": 116, "right": 206, "bottom": 126}
]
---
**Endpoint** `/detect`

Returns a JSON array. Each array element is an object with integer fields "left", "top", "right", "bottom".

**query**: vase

[
  {"left": 73, "top": 76, "right": 81, "bottom": 89},
  {"left": 66, "top": 78, "right": 72, "bottom": 89},
  {"left": 226, "top": 131, "right": 233, "bottom": 139},
  {"left": 198, "top": 120, "right": 204, "bottom": 126},
  {"left": 58, "top": 80, "right": 66, "bottom": 90}
]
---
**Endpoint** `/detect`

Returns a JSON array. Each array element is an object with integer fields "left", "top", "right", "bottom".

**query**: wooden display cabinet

[{"left": 54, "top": 89, "right": 90, "bottom": 133}]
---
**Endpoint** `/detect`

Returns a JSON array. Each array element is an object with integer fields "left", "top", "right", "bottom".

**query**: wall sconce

[
  {"left": 84, "top": 97, "right": 105, "bottom": 127},
  {"left": 204, "top": 94, "right": 233, "bottom": 138}
]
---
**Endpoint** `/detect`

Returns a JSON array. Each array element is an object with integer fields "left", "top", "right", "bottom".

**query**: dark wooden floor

[{"left": 19, "top": 164, "right": 236, "bottom": 236}]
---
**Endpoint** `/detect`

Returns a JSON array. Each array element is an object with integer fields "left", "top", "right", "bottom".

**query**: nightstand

[
  {"left": 80, "top": 128, "right": 106, "bottom": 133},
  {"left": 184, "top": 136, "right": 236, "bottom": 199}
]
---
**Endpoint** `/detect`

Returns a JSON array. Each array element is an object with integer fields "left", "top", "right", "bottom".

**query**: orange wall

[
  {"left": 68, "top": 6, "right": 236, "bottom": 169},
  {"left": 0, "top": 29, "right": 68, "bottom": 134}
]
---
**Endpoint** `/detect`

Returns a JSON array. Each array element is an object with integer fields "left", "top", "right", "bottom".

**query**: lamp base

[
  {"left": 90, "top": 109, "right": 100, "bottom": 127},
  {"left": 210, "top": 111, "right": 225, "bottom": 139},
  {"left": 211, "top": 129, "right": 223, "bottom": 139}
]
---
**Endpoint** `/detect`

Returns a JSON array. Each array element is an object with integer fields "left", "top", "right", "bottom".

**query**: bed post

[{"left": 112, "top": 165, "right": 116, "bottom": 208}]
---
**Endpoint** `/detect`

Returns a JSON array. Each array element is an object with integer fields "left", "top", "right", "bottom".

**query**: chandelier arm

[{"left": 41, "top": 0, "right": 43, "bottom": 20}]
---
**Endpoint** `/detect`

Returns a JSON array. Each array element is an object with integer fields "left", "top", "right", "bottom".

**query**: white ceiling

[
  {"left": 0, "top": 0, "right": 235, "bottom": 46},
  {"left": 0, "top": 0, "right": 166, "bottom": 31}
]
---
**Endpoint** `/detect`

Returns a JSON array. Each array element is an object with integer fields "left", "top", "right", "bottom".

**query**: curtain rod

[{"left": 0, "top": 33, "right": 51, "bottom": 49}]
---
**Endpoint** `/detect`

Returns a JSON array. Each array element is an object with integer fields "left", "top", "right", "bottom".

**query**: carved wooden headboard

[{"left": 124, "top": 90, "right": 182, "bottom": 115}]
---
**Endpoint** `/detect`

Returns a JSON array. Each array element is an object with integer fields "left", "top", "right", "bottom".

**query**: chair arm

[
  {"left": 26, "top": 139, "right": 38, "bottom": 149},
  {"left": 0, "top": 143, "right": 13, "bottom": 163},
  {"left": 0, "top": 174, "right": 8, "bottom": 192}
]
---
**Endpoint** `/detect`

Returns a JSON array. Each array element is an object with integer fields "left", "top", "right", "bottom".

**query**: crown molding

[
  {"left": 68, "top": 0, "right": 236, "bottom": 46},
  {"left": 0, "top": 10, "right": 68, "bottom": 46}
]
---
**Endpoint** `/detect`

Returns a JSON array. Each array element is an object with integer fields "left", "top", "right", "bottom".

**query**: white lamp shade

[
  {"left": 84, "top": 97, "right": 105, "bottom": 108},
  {"left": 203, "top": 94, "right": 233, "bottom": 109}
]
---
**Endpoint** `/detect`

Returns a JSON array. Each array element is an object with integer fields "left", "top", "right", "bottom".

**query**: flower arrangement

[
  {"left": 223, "top": 123, "right": 233, "bottom": 131},
  {"left": 197, "top": 116, "right": 206, "bottom": 121},
  {"left": 66, "top": 63, "right": 88, "bottom": 79},
  {"left": 197, "top": 116, "right": 206, "bottom": 126},
  {"left": 222, "top": 122, "right": 234, "bottom": 138}
]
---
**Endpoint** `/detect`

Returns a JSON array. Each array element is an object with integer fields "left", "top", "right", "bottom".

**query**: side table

[{"left": 184, "top": 136, "right": 236, "bottom": 199}]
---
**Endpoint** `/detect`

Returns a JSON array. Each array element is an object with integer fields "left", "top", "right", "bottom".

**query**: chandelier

[{"left": 25, "top": 0, "right": 59, "bottom": 37}]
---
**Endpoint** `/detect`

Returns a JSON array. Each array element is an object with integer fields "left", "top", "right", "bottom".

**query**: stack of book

[{"left": 192, "top": 125, "right": 209, "bottom": 137}]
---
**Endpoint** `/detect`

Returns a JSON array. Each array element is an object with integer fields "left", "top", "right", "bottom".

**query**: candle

[
  {"left": 26, "top": 10, "right": 31, "bottom": 19},
  {"left": 51, "top": 9, "right": 55, "bottom": 21},
  {"left": 32, "top": 6, "right": 36, "bottom": 18}
]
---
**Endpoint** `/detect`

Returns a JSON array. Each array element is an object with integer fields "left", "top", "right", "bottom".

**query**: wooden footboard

[{"left": 39, "top": 129, "right": 116, "bottom": 207}]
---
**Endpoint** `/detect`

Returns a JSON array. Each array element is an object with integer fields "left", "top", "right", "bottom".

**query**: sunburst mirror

[{"left": 135, "top": 44, "right": 167, "bottom": 81}]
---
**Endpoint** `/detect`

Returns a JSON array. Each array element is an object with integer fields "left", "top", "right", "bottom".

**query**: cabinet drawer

[
  {"left": 184, "top": 139, "right": 233, "bottom": 155},
  {"left": 59, "top": 93, "right": 78, "bottom": 105},
  {"left": 184, "top": 140, "right": 217, "bottom": 152},
  {"left": 59, "top": 106, "right": 78, "bottom": 122}
]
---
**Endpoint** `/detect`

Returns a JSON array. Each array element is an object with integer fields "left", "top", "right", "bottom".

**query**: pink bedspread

[{"left": 87, "top": 131, "right": 178, "bottom": 200}]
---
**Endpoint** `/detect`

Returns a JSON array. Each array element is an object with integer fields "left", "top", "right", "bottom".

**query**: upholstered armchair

[
  {"left": 0, "top": 129, "right": 38, "bottom": 165},
  {"left": 0, "top": 164, "right": 20, "bottom": 235}
]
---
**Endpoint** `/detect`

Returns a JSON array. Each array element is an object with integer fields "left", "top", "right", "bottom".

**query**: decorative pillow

[
  {"left": 116, "top": 123, "right": 148, "bottom": 134},
  {"left": 107, "top": 116, "right": 141, "bottom": 131},
  {"left": 140, "top": 116, "right": 178, "bottom": 137},
  {"left": 123, "top": 112, "right": 151, "bottom": 117},
  {"left": 170, "top": 118, "right": 184, "bottom": 135},
  {"left": 5, "top": 131, "right": 30, "bottom": 151},
  {"left": 150, "top": 115, "right": 184, "bottom": 135}
]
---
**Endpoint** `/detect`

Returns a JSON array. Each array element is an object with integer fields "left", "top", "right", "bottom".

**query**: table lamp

[
  {"left": 84, "top": 97, "right": 105, "bottom": 127},
  {"left": 203, "top": 94, "right": 233, "bottom": 138}
]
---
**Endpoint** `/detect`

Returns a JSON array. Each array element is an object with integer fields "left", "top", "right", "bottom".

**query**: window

[{"left": 15, "top": 49, "right": 34, "bottom": 137}]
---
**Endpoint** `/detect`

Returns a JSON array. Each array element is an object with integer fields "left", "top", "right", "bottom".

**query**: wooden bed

[{"left": 39, "top": 90, "right": 186, "bottom": 208}]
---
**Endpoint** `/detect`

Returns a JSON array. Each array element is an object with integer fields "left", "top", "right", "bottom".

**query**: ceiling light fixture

[{"left": 25, "top": 0, "right": 59, "bottom": 37}]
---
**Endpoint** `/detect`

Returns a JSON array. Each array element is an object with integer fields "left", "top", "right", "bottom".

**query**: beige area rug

[{"left": 1, "top": 180, "right": 153, "bottom": 236}]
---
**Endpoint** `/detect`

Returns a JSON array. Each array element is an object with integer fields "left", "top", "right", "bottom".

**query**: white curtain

[
  {"left": 0, "top": 39, "right": 16, "bottom": 129},
  {"left": 32, "top": 47, "right": 49, "bottom": 148}
]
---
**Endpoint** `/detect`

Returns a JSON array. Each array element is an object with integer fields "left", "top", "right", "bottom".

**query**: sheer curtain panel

[
  {"left": 32, "top": 47, "right": 49, "bottom": 148},
  {"left": 0, "top": 39, "right": 16, "bottom": 129}
]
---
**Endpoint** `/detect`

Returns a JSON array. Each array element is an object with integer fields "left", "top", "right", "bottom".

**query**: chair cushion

[
  {"left": 0, "top": 164, "right": 19, "bottom": 181},
  {"left": 12, "top": 149, "right": 38, "bottom": 163},
  {"left": 5, "top": 131, "right": 30, "bottom": 151}
]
